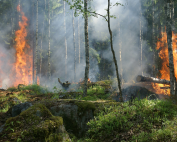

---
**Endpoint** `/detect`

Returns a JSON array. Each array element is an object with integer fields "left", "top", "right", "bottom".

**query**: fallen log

[{"left": 136, "top": 75, "right": 170, "bottom": 85}]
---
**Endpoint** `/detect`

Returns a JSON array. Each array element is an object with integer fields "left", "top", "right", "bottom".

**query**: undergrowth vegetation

[{"left": 2, "top": 83, "right": 177, "bottom": 142}]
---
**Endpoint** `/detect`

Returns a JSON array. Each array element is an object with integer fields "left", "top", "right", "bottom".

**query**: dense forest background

[{"left": 0, "top": 0, "right": 176, "bottom": 89}]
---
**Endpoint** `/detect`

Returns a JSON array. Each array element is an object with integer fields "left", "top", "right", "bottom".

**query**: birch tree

[
  {"left": 83, "top": 0, "right": 90, "bottom": 97},
  {"left": 152, "top": 0, "right": 156, "bottom": 76},
  {"left": 35, "top": 0, "right": 38, "bottom": 83},
  {"left": 48, "top": 0, "right": 51, "bottom": 80},
  {"left": 63, "top": 0, "right": 68, "bottom": 80},
  {"left": 78, "top": 16, "right": 81, "bottom": 64},
  {"left": 39, "top": 1, "right": 46, "bottom": 81},
  {"left": 72, "top": 9, "right": 76, "bottom": 82},
  {"left": 140, "top": 2, "right": 143, "bottom": 75},
  {"left": 65, "top": 0, "right": 123, "bottom": 101}
]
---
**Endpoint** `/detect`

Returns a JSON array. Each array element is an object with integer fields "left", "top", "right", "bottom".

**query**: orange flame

[
  {"left": 152, "top": 27, "right": 177, "bottom": 95},
  {"left": 12, "top": 5, "right": 33, "bottom": 86}
]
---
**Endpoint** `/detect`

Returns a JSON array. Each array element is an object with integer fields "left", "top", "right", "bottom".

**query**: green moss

[
  {"left": 74, "top": 101, "right": 96, "bottom": 116},
  {"left": 3, "top": 103, "right": 64, "bottom": 141}
]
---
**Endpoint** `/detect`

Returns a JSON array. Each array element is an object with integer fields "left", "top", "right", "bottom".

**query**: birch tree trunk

[
  {"left": 72, "top": 9, "right": 76, "bottom": 82},
  {"left": 63, "top": 0, "right": 68, "bottom": 80},
  {"left": 39, "top": 1, "right": 46, "bottom": 81},
  {"left": 152, "top": 0, "right": 156, "bottom": 76},
  {"left": 48, "top": 0, "right": 51, "bottom": 80},
  {"left": 78, "top": 17, "right": 81, "bottom": 64},
  {"left": 166, "top": 0, "right": 175, "bottom": 95},
  {"left": 118, "top": 15, "right": 122, "bottom": 77},
  {"left": 35, "top": 0, "right": 38, "bottom": 83},
  {"left": 11, "top": 0, "right": 15, "bottom": 48},
  {"left": 83, "top": 0, "right": 90, "bottom": 97},
  {"left": 32, "top": 0, "right": 35, "bottom": 83},
  {"left": 108, "top": 0, "right": 123, "bottom": 102},
  {"left": 140, "top": 3, "right": 143, "bottom": 75}
]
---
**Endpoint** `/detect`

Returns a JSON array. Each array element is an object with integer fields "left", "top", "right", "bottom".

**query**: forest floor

[{"left": 0, "top": 80, "right": 177, "bottom": 142}]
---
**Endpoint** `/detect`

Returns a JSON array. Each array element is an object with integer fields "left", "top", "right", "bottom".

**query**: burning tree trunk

[
  {"left": 63, "top": 0, "right": 68, "bottom": 80},
  {"left": 136, "top": 75, "right": 170, "bottom": 85},
  {"left": 72, "top": 9, "right": 76, "bottom": 82},
  {"left": 35, "top": 0, "right": 38, "bottom": 84},
  {"left": 166, "top": 0, "right": 176, "bottom": 95},
  {"left": 108, "top": 0, "right": 123, "bottom": 102},
  {"left": 48, "top": 0, "right": 51, "bottom": 80},
  {"left": 83, "top": 0, "right": 90, "bottom": 97}
]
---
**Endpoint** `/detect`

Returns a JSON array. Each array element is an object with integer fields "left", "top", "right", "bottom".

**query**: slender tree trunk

[
  {"left": 152, "top": 0, "right": 156, "bottom": 76},
  {"left": 48, "top": 0, "right": 51, "bottom": 80},
  {"left": 40, "top": 1, "right": 46, "bottom": 81},
  {"left": 118, "top": 15, "right": 122, "bottom": 77},
  {"left": 35, "top": 0, "right": 38, "bottom": 83},
  {"left": 72, "top": 9, "right": 76, "bottom": 82},
  {"left": 108, "top": 0, "right": 123, "bottom": 102},
  {"left": 83, "top": 0, "right": 90, "bottom": 97},
  {"left": 166, "top": 0, "right": 175, "bottom": 95},
  {"left": 18, "top": 0, "right": 21, "bottom": 21},
  {"left": 63, "top": 0, "right": 68, "bottom": 80},
  {"left": 78, "top": 17, "right": 81, "bottom": 64},
  {"left": 11, "top": 0, "right": 14, "bottom": 48},
  {"left": 140, "top": 3, "right": 143, "bottom": 75},
  {"left": 32, "top": 0, "right": 35, "bottom": 83}
]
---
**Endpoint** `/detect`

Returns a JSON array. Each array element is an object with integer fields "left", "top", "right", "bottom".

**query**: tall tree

[
  {"left": 39, "top": 0, "right": 46, "bottom": 81},
  {"left": 48, "top": 0, "right": 51, "bottom": 80},
  {"left": 140, "top": 2, "right": 143, "bottom": 75},
  {"left": 166, "top": 0, "right": 175, "bottom": 95},
  {"left": 118, "top": 14, "right": 122, "bottom": 77},
  {"left": 107, "top": 0, "right": 123, "bottom": 102},
  {"left": 63, "top": 0, "right": 68, "bottom": 81},
  {"left": 83, "top": 0, "right": 90, "bottom": 97},
  {"left": 35, "top": 0, "right": 38, "bottom": 83},
  {"left": 72, "top": 9, "right": 76, "bottom": 82},
  {"left": 152, "top": 0, "right": 156, "bottom": 76},
  {"left": 78, "top": 16, "right": 81, "bottom": 64}
]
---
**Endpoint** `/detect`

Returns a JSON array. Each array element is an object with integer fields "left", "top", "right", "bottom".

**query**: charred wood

[{"left": 136, "top": 75, "right": 170, "bottom": 85}]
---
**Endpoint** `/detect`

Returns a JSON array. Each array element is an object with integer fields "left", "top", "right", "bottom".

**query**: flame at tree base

[{"left": 152, "top": 27, "right": 177, "bottom": 95}]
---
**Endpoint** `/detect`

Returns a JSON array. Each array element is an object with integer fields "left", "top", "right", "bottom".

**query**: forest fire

[
  {"left": 152, "top": 28, "right": 177, "bottom": 95},
  {"left": 0, "top": 5, "right": 34, "bottom": 88}
]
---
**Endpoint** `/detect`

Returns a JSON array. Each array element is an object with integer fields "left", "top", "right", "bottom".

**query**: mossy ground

[{"left": 1, "top": 80, "right": 177, "bottom": 142}]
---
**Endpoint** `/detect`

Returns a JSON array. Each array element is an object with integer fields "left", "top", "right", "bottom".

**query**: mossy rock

[{"left": 1, "top": 103, "right": 70, "bottom": 142}]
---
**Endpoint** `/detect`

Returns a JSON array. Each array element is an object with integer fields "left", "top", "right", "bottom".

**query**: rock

[
  {"left": 110, "top": 86, "right": 159, "bottom": 102},
  {"left": 0, "top": 124, "right": 5, "bottom": 133},
  {"left": 11, "top": 102, "right": 33, "bottom": 117},
  {"left": 0, "top": 103, "right": 72, "bottom": 142},
  {"left": 46, "top": 100, "right": 95, "bottom": 138}
]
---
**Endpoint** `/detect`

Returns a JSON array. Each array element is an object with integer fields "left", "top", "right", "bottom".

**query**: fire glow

[
  {"left": 152, "top": 28, "right": 177, "bottom": 95},
  {"left": 0, "top": 5, "right": 33, "bottom": 88},
  {"left": 13, "top": 5, "right": 33, "bottom": 86}
]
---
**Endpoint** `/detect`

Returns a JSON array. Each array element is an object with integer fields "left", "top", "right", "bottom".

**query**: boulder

[
  {"left": 110, "top": 86, "right": 160, "bottom": 102},
  {"left": 0, "top": 103, "right": 71, "bottom": 142},
  {"left": 35, "top": 99, "right": 96, "bottom": 138},
  {"left": 11, "top": 102, "right": 33, "bottom": 117}
]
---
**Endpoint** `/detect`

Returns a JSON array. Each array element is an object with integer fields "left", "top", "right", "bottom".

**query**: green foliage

[
  {"left": 84, "top": 99, "right": 177, "bottom": 141},
  {"left": 7, "top": 86, "right": 17, "bottom": 92},
  {"left": 89, "top": 48, "right": 100, "bottom": 63},
  {"left": 20, "top": 84, "right": 48, "bottom": 95}
]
